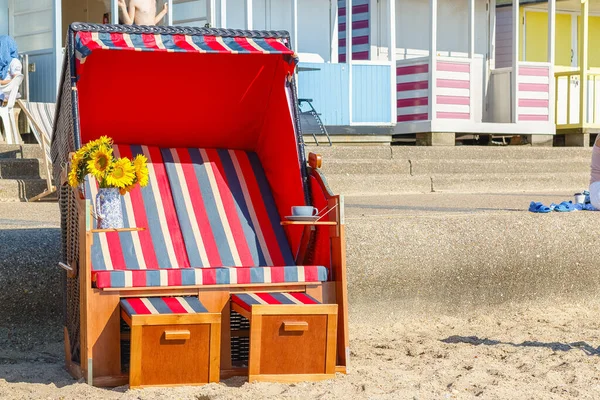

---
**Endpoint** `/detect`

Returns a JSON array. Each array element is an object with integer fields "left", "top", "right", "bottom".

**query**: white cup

[
  {"left": 575, "top": 193, "right": 585, "bottom": 204},
  {"left": 291, "top": 206, "right": 318, "bottom": 217}
]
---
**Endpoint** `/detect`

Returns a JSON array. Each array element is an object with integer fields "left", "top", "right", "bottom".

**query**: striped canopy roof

[{"left": 74, "top": 29, "right": 298, "bottom": 75}]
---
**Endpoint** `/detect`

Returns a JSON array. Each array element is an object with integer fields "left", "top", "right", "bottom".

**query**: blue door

[
  {"left": 0, "top": 0, "right": 7, "bottom": 36},
  {"left": 10, "top": 0, "right": 58, "bottom": 103}
]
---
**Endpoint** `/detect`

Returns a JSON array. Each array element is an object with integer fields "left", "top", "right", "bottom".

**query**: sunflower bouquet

[{"left": 68, "top": 136, "right": 149, "bottom": 194}]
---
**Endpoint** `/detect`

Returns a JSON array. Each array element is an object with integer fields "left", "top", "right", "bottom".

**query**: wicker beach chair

[{"left": 51, "top": 23, "right": 348, "bottom": 388}]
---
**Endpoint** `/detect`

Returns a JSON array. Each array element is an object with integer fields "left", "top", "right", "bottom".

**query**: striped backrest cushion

[
  {"left": 162, "top": 148, "right": 295, "bottom": 268},
  {"left": 88, "top": 145, "right": 190, "bottom": 271}
]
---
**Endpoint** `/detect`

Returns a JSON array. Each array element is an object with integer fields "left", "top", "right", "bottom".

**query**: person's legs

[{"left": 589, "top": 181, "right": 600, "bottom": 209}]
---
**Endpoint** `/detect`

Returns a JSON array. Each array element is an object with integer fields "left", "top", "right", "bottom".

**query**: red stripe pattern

[
  {"left": 338, "top": 0, "right": 370, "bottom": 62},
  {"left": 517, "top": 64, "right": 550, "bottom": 122},
  {"left": 89, "top": 144, "right": 190, "bottom": 271},
  {"left": 435, "top": 61, "right": 471, "bottom": 120},
  {"left": 94, "top": 266, "right": 328, "bottom": 288},
  {"left": 120, "top": 296, "right": 207, "bottom": 316},
  {"left": 231, "top": 292, "right": 320, "bottom": 312},
  {"left": 396, "top": 62, "right": 429, "bottom": 123},
  {"left": 85, "top": 144, "right": 329, "bottom": 289},
  {"left": 75, "top": 31, "right": 298, "bottom": 78},
  {"left": 161, "top": 148, "right": 295, "bottom": 268}
]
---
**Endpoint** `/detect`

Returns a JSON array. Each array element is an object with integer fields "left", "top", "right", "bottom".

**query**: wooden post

[
  {"left": 468, "top": 0, "right": 475, "bottom": 59},
  {"left": 489, "top": 0, "right": 496, "bottom": 70},
  {"left": 389, "top": 0, "right": 396, "bottom": 124},
  {"left": 245, "top": 0, "right": 253, "bottom": 30},
  {"left": 54, "top": 0, "right": 63, "bottom": 89},
  {"left": 468, "top": 0, "right": 475, "bottom": 123},
  {"left": 167, "top": 0, "right": 173, "bottom": 25},
  {"left": 220, "top": 0, "right": 227, "bottom": 28},
  {"left": 428, "top": 0, "right": 437, "bottom": 121},
  {"left": 208, "top": 0, "right": 216, "bottom": 27},
  {"left": 548, "top": 0, "right": 556, "bottom": 125},
  {"left": 111, "top": 0, "right": 118, "bottom": 24},
  {"left": 580, "top": 0, "right": 588, "bottom": 125},
  {"left": 348, "top": 0, "right": 353, "bottom": 124},
  {"left": 512, "top": 0, "right": 519, "bottom": 123},
  {"left": 292, "top": 0, "right": 298, "bottom": 51},
  {"left": 331, "top": 0, "right": 339, "bottom": 62}
]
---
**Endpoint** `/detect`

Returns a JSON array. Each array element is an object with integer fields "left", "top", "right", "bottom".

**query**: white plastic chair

[{"left": 0, "top": 73, "right": 24, "bottom": 144}]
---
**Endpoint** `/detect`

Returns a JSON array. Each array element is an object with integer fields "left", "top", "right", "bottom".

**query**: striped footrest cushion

[
  {"left": 120, "top": 296, "right": 207, "bottom": 316},
  {"left": 231, "top": 292, "right": 321, "bottom": 312}
]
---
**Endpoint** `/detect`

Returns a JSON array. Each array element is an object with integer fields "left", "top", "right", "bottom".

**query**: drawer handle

[
  {"left": 164, "top": 330, "right": 191, "bottom": 340},
  {"left": 282, "top": 321, "right": 309, "bottom": 332}
]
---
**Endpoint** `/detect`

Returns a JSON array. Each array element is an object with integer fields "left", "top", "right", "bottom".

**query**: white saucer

[{"left": 285, "top": 215, "right": 319, "bottom": 222}]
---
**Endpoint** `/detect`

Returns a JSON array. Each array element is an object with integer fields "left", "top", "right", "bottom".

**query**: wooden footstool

[
  {"left": 120, "top": 296, "right": 221, "bottom": 388},
  {"left": 230, "top": 292, "right": 337, "bottom": 382}
]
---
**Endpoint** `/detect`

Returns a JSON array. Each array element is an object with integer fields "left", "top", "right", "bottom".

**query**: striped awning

[{"left": 74, "top": 31, "right": 298, "bottom": 73}]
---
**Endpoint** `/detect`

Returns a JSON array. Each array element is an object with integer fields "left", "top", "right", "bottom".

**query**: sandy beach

[
  {"left": 3, "top": 298, "right": 600, "bottom": 400},
  {"left": 3, "top": 197, "right": 600, "bottom": 399}
]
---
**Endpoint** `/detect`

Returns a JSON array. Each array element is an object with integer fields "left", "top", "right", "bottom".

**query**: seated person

[
  {"left": 590, "top": 136, "right": 600, "bottom": 209},
  {"left": 0, "top": 36, "right": 22, "bottom": 105},
  {"left": 118, "top": 0, "right": 168, "bottom": 26}
]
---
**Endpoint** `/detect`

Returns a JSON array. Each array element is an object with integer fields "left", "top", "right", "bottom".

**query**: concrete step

[
  {"left": 0, "top": 179, "right": 50, "bottom": 201},
  {"left": 430, "top": 172, "right": 589, "bottom": 193},
  {"left": 0, "top": 144, "right": 45, "bottom": 160},
  {"left": 0, "top": 159, "right": 42, "bottom": 179},
  {"left": 321, "top": 159, "right": 410, "bottom": 175},
  {"left": 306, "top": 145, "right": 393, "bottom": 160},
  {"left": 307, "top": 145, "right": 593, "bottom": 161},
  {"left": 320, "top": 158, "right": 591, "bottom": 175},
  {"left": 344, "top": 192, "right": 600, "bottom": 308},
  {"left": 412, "top": 159, "right": 590, "bottom": 175},
  {"left": 325, "top": 172, "right": 589, "bottom": 195},
  {"left": 325, "top": 174, "right": 432, "bottom": 195}
]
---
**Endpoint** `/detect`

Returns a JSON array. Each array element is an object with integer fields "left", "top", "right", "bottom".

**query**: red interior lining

[{"left": 76, "top": 49, "right": 305, "bottom": 252}]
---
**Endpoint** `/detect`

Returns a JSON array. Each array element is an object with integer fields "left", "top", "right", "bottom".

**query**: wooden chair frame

[{"left": 62, "top": 153, "right": 349, "bottom": 386}]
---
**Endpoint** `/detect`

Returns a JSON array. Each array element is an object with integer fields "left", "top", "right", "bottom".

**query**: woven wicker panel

[
  {"left": 230, "top": 309, "right": 250, "bottom": 364},
  {"left": 53, "top": 44, "right": 81, "bottom": 364}
]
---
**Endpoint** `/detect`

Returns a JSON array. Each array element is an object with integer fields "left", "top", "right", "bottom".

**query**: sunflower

[
  {"left": 71, "top": 149, "right": 83, "bottom": 165},
  {"left": 106, "top": 157, "right": 135, "bottom": 188},
  {"left": 133, "top": 154, "right": 149, "bottom": 187},
  {"left": 68, "top": 165, "right": 80, "bottom": 187},
  {"left": 119, "top": 185, "right": 135, "bottom": 195},
  {"left": 87, "top": 145, "right": 113, "bottom": 179},
  {"left": 97, "top": 136, "right": 113, "bottom": 147}
]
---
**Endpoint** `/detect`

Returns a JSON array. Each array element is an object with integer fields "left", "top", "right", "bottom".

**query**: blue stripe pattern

[
  {"left": 247, "top": 152, "right": 296, "bottom": 265},
  {"left": 190, "top": 148, "right": 234, "bottom": 266},
  {"left": 129, "top": 145, "right": 175, "bottom": 269},
  {"left": 120, "top": 296, "right": 208, "bottom": 316},
  {"left": 217, "top": 149, "right": 265, "bottom": 266},
  {"left": 97, "top": 266, "right": 329, "bottom": 288},
  {"left": 161, "top": 149, "right": 205, "bottom": 267},
  {"left": 75, "top": 31, "right": 298, "bottom": 66}
]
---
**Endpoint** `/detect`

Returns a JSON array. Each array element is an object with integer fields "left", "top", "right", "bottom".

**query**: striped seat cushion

[
  {"left": 120, "top": 296, "right": 207, "bottom": 316},
  {"left": 88, "top": 145, "right": 190, "bottom": 271},
  {"left": 94, "top": 265, "right": 328, "bottom": 288},
  {"left": 161, "top": 148, "right": 296, "bottom": 268},
  {"left": 231, "top": 292, "right": 320, "bottom": 312}
]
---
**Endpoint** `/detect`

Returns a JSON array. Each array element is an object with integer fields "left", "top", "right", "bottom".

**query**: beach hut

[
  {"left": 11, "top": 0, "right": 558, "bottom": 145},
  {"left": 497, "top": 0, "right": 599, "bottom": 146}
]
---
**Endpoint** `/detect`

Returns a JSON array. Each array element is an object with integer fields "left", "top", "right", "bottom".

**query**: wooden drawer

[
  {"left": 121, "top": 300, "right": 221, "bottom": 388},
  {"left": 231, "top": 294, "right": 337, "bottom": 382}
]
